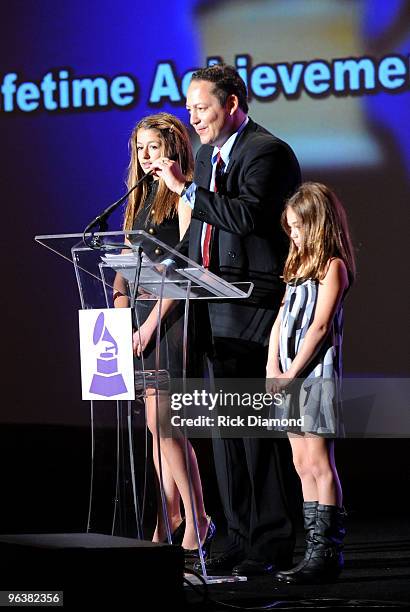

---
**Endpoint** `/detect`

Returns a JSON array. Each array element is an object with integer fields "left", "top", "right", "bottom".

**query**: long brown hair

[
  {"left": 281, "top": 182, "right": 356, "bottom": 285},
  {"left": 123, "top": 113, "right": 194, "bottom": 230}
]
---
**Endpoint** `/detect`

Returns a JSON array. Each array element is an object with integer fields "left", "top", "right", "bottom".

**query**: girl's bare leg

[
  {"left": 146, "top": 394, "right": 209, "bottom": 549},
  {"left": 151, "top": 435, "right": 183, "bottom": 542},
  {"left": 289, "top": 434, "right": 342, "bottom": 505}
]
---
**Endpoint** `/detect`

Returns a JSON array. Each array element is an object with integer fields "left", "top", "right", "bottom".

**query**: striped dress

[{"left": 275, "top": 278, "right": 345, "bottom": 436}]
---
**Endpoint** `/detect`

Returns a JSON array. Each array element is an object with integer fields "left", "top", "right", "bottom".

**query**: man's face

[{"left": 186, "top": 80, "right": 233, "bottom": 148}]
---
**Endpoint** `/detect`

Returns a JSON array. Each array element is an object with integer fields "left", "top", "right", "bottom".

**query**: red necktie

[{"left": 203, "top": 151, "right": 225, "bottom": 268}]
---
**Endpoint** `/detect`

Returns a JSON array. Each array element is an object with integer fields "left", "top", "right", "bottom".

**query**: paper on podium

[
  {"left": 100, "top": 252, "right": 192, "bottom": 299},
  {"left": 100, "top": 251, "right": 154, "bottom": 281},
  {"left": 176, "top": 267, "right": 247, "bottom": 298}
]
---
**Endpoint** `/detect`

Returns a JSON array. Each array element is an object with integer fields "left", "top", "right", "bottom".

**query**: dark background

[{"left": 0, "top": 0, "right": 409, "bottom": 536}]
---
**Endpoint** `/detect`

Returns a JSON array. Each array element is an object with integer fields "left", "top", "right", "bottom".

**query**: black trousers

[{"left": 211, "top": 338, "right": 295, "bottom": 563}]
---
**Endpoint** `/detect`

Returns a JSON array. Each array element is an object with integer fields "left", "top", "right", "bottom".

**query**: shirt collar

[{"left": 212, "top": 116, "right": 249, "bottom": 166}]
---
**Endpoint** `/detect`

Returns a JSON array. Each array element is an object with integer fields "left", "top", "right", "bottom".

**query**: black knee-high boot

[
  {"left": 274, "top": 501, "right": 317, "bottom": 581},
  {"left": 274, "top": 503, "right": 345, "bottom": 584}
]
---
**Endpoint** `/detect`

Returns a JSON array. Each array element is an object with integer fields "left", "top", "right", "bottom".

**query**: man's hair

[{"left": 191, "top": 64, "right": 249, "bottom": 113}]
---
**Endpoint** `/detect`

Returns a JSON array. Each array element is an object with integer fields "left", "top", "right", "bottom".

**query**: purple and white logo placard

[{"left": 78, "top": 308, "right": 135, "bottom": 401}]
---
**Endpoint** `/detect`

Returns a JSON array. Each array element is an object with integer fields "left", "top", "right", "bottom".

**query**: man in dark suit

[{"left": 153, "top": 64, "right": 301, "bottom": 576}]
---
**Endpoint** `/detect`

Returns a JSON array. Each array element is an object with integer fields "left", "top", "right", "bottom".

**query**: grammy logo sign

[{"left": 78, "top": 309, "right": 135, "bottom": 401}]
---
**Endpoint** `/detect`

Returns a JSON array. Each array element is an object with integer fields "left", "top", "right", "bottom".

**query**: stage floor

[{"left": 184, "top": 514, "right": 410, "bottom": 609}]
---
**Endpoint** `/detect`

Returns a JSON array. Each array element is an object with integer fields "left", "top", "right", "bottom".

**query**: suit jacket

[{"left": 179, "top": 118, "right": 301, "bottom": 344}]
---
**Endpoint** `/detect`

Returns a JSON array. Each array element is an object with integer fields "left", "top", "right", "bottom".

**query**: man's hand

[{"left": 151, "top": 157, "right": 186, "bottom": 194}]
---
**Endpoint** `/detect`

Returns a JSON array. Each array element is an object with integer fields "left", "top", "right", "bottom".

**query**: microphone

[
  {"left": 82, "top": 170, "right": 154, "bottom": 248},
  {"left": 82, "top": 152, "right": 179, "bottom": 248}
]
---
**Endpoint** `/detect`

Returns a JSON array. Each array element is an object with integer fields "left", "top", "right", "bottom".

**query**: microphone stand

[{"left": 82, "top": 171, "right": 154, "bottom": 250}]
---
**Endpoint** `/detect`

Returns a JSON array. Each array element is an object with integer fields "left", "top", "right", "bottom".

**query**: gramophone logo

[
  {"left": 79, "top": 308, "right": 135, "bottom": 401},
  {"left": 89, "top": 312, "right": 127, "bottom": 396}
]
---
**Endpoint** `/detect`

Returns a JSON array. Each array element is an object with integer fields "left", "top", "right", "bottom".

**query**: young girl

[
  {"left": 266, "top": 182, "right": 355, "bottom": 584},
  {"left": 115, "top": 113, "right": 214, "bottom": 556}
]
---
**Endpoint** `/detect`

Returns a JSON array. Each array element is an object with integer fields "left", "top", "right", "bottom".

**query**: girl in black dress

[{"left": 115, "top": 113, "right": 214, "bottom": 554}]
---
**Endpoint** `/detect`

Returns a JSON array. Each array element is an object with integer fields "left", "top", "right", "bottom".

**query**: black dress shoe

[
  {"left": 193, "top": 548, "right": 244, "bottom": 573},
  {"left": 232, "top": 559, "right": 274, "bottom": 576},
  {"left": 169, "top": 518, "right": 186, "bottom": 546},
  {"left": 183, "top": 518, "right": 216, "bottom": 560},
  {"left": 160, "top": 518, "right": 186, "bottom": 546}
]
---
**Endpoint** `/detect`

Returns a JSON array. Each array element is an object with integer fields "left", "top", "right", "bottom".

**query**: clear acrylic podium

[{"left": 35, "top": 230, "right": 253, "bottom": 583}]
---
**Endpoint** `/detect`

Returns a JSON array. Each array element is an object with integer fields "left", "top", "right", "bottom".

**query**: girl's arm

[
  {"left": 113, "top": 242, "right": 132, "bottom": 308},
  {"left": 266, "top": 302, "right": 284, "bottom": 378},
  {"left": 285, "top": 258, "right": 348, "bottom": 380},
  {"left": 133, "top": 202, "right": 192, "bottom": 356},
  {"left": 112, "top": 239, "right": 173, "bottom": 353},
  {"left": 133, "top": 297, "right": 173, "bottom": 356}
]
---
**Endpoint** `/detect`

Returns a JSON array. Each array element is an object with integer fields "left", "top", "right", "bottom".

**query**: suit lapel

[
  {"left": 225, "top": 118, "right": 257, "bottom": 175},
  {"left": 195, "top": 147, "right": 213, "bottom": 188},
  {"left": 195, "top": 120, "right": 258, "bottom": 182}
]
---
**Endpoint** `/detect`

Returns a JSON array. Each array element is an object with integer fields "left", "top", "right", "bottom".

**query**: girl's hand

[
  {"left": 266, "top": 362, "right": 282, "bottom": 394},
  {"left": 133, "top": 321, "right": 156, "bottom": 357},
  {"left": 266, "top": 372, "right": 293, "bottom": 395}
]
